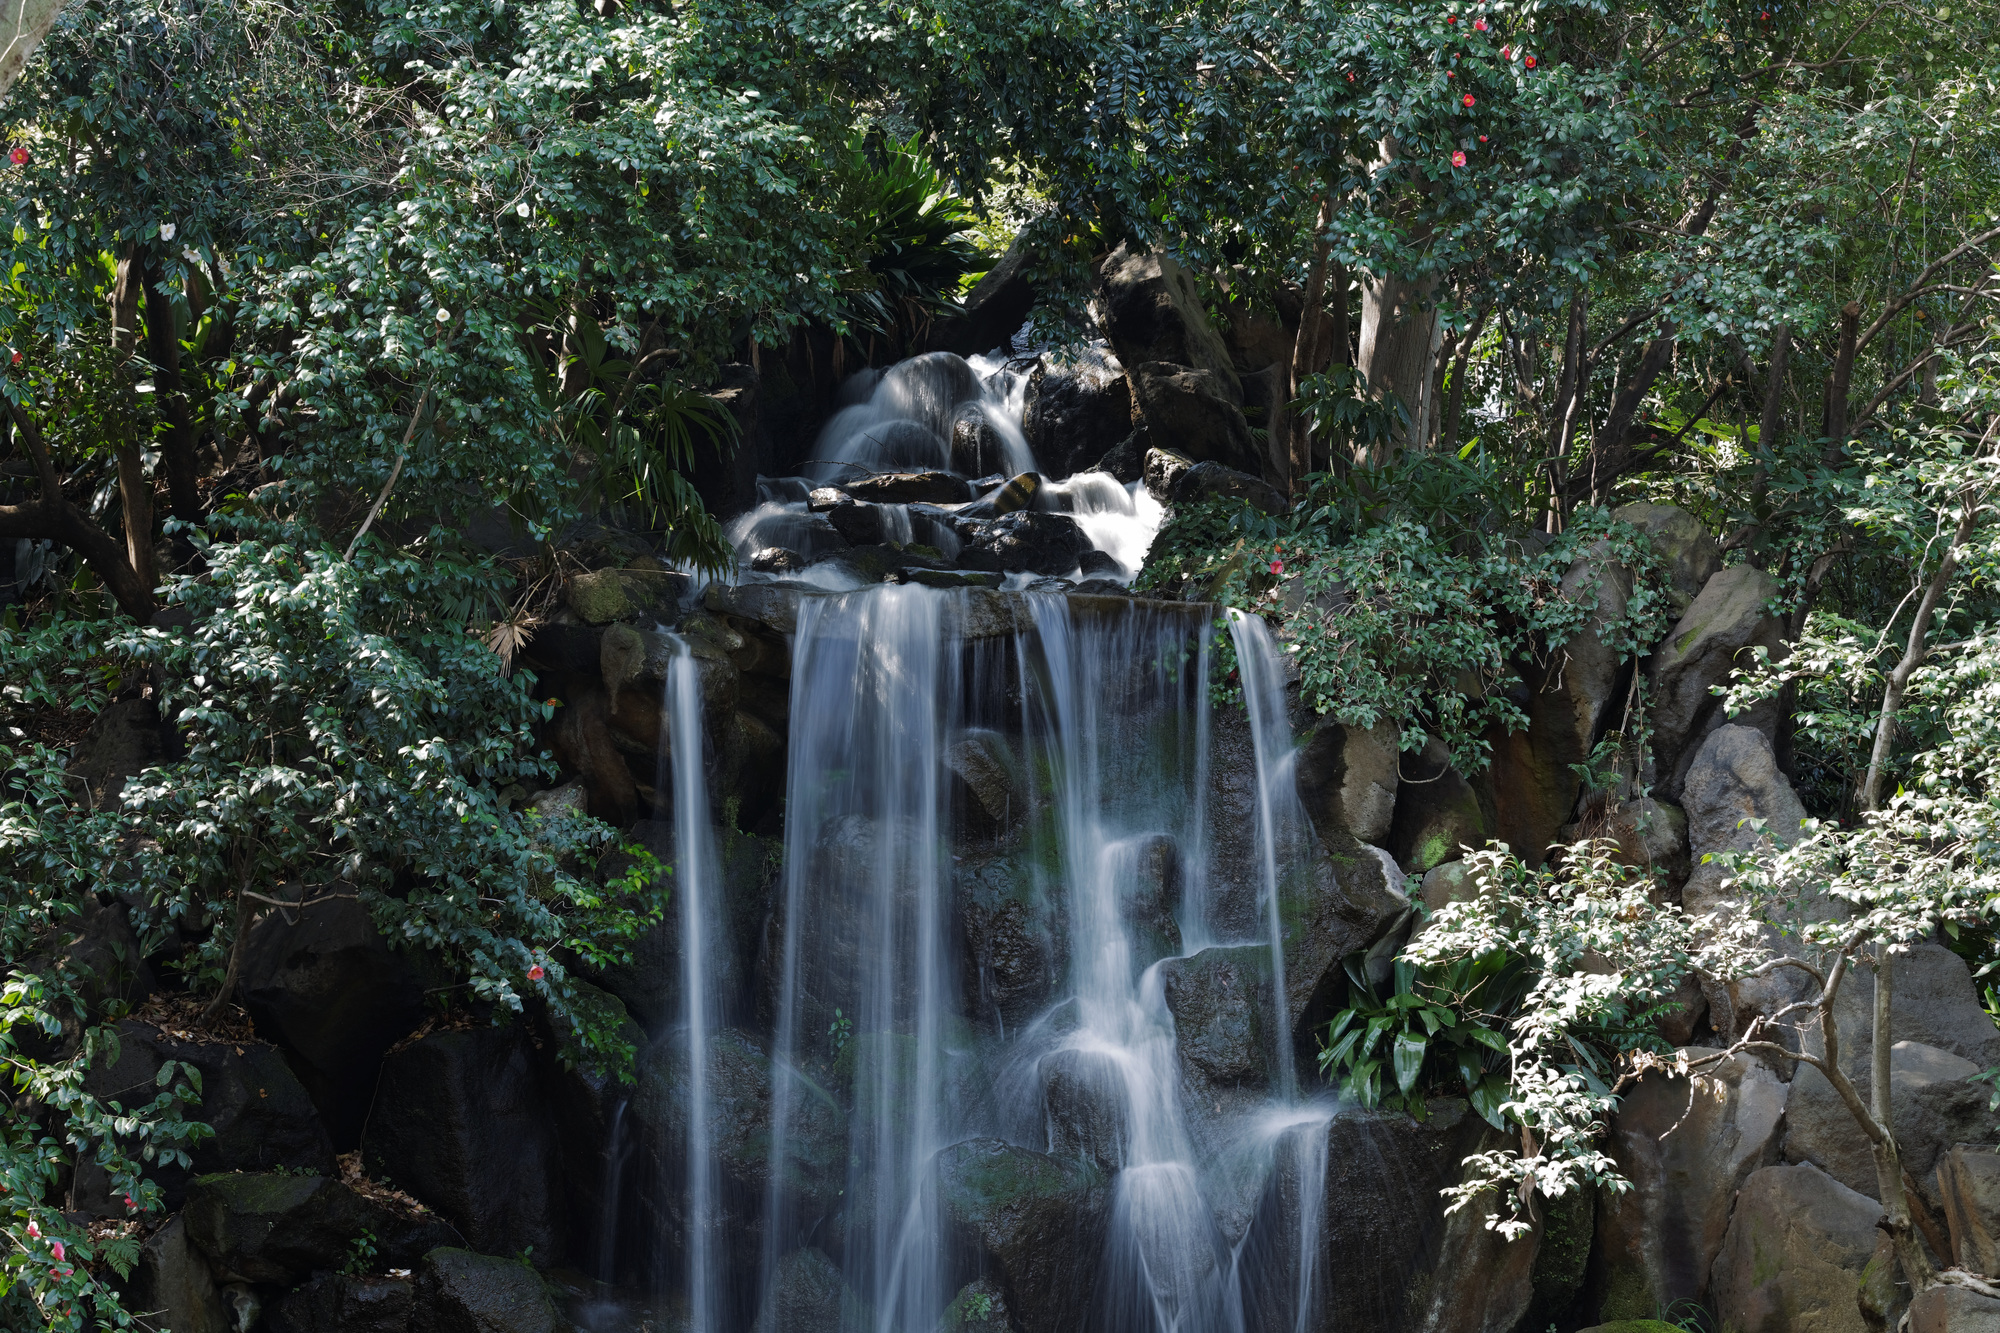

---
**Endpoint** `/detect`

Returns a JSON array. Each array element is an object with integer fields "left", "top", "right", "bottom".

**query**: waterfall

[
  {"left": 666, "top": 636, "right": 727, "bottom": 1330},
  {"left": 1226, "top": 610, "right": 1300, "bottom": 1100},
  {"left": 762, "top": 587, "right": 959, "bottom": 1331}
]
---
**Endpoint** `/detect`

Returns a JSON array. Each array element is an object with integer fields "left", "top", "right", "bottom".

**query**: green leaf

[{"left": 1392, "top": 1031, "right": 1428, "bottom": 1096}]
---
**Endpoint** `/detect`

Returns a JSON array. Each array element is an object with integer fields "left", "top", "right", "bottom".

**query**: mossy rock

[
  {"left": 565, "top": 568, "right": 688, "bottom": 624},
  {"left": 1577, "top": 1322, "right": 1685, "bottom": 1333}
]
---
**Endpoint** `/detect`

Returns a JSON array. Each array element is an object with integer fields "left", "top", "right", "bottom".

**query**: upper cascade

[{"left": 724, "top": 350, "right": 1166, "bottom": 595}]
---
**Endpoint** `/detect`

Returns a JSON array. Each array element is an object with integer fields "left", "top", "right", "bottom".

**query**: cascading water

[
  {"left": 666, "top": 636, "right": 729, "bottom": 1331},
  {"left": 609, "top": 347, "right": 1361, "bottom": 1333}
]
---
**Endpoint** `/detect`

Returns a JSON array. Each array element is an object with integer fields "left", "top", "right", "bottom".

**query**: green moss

[{"left": 1595, "top": 1261, "right": 1656, "bottom": 1324}]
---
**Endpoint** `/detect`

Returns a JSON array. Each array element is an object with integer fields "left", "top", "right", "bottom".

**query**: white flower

[
  {"left": 435, "top": 307, "right": 452, "bottom": 322},
  {"left": 158, "top": 221, "right": 177, "bottom": 241},
  {"left": 515, "top": 201, "right": 530, "bottom": 217}
]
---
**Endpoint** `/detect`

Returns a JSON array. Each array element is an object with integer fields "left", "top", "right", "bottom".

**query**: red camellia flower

[
  {"left": 8, "top": 147, "right": 26, "bottom": 166},
  {"left": 1269, "top": 560, "right": 1284, "bottom": 575},
  {"left": 1446, "top": 70, "right": 1454, "bottom": 77},
  {"left": 1479, "top": 134, "right": 1489, "bottom": 142},
  {"left": 1451, "top": 150, "right": 1468, "bottom": 167},
  {"left": 26, "top": 1220, "right": 40, "bottom": 1239},
  {"left": 51, "top": 1241, "right": 64, "bottom": 1262},
  {"left": 1463, "top": 93, "right": 1475, "bottom": 106},
  {"left": 1446, "top": 13, "right": 1456, "bottom": 21},
  {"left": 1473, "top": 16, "right": 1489, "bottom": 29},
  {"left": 1500, "top": 44, "right": 1511, "bottom": 57},
  {"left": 125, "top": 1194, "right": 136, "bottom": 1210},
  {"left": 9, "top": 352, "right": 19, "bottom": 366},
  {"left": 1524, "top": 54, "right": 1537, "bottom": 67},
  {"left": 528, "top": 964, "right": 545, "bottom": 981}
]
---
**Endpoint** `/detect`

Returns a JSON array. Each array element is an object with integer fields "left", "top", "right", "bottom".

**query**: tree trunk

[
  {"left": 1439, "top": 306, "right": 1492, "bottom": 456},
  {"left": 1286, "top": 193, "right": 1337, "bottom": 492},
  {"left": 0, "top": 0, "right": 67, "bottom": 99},
  {"left": 1871, "top": 956, "right": 1939, "bottom": 1293},
  {"left": 1824, "top": 301, "right": 1861, "bottom": 448},
  {"left": 143, "top": 263, "right": 206, "bottom": 524},
  {"left": 1353, "top": 136, "right": 1438, "bottom": 466}
]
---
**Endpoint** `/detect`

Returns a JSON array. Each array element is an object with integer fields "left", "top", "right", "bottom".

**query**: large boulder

[
  {"left": 753, "top": 1247, "right": 868, "bottom": 1333},
  {"left": 1647, "top": 563, "right": 1786, "bottom": 798},
  {"left": 1592, "top": 1050, "right": 1789, "bottom": 1320},
  {"left": 1024, "top": 345, "right": 1134, "bottom": 479},
  {"left": 1095, "top": 244, "right": 1242, "bottom": 399},
  {"left": 29, "top": 900, "right": 155, "bottom": 1039},
  {"left": 1387, "top": 736, "right": 1492, "bottom": 876},
  {"left": 1910, "top": 1284, "right": 2000, "bottom": 1333},
  {"left": 934, "top": 1138, "right": 1109, "bottom": 1333},
  {"left": 1316, "top": 1100, "right": 1535, "bottom": 1333},
  {"left": 958, "top": 510, "right": 1091, "bottom": 576},
  {"left": 1126, "top": 362, "right": 1259, "bottom": 474},
  {"left": 83, "top": 1017, "right": 335, "bottom": 1211},
  {"left": 240, "top": 895, "right": 430, "bottom": 1147},
  {"left": 630, "top": 1027, "right": 845, "bottom": 1280},
  {"left": 1612, "top": 503, "right": 1723, "bottom": 615},
  {"left": 1165, "top": 459, "right": 1288, "bottom": 516},
  {"left": 923, "top": 234, "right": 1037, "bottom": 359},
  {"left": 1488, "top": 540, "right": 1636, "bottom": 867},
  {"left": 1941, "top": 1145, "right": 2000, "bottom": 1276},
  {"left": 1559, "top": 797, "right": 1690, "bottom": 895},
  {"left": 1295, "top": 720, "right": 1400, "bottom": 847},
  {"left": 127, "top": 1215, "right": 229, "bottom": 1333},
  {"left": 1710, "top": 1162, "right": 1885, "bottom": 1333},
  {"left": 1040, "top": 1047, "right": 1130, "bottom": 1173},
  {"left": 842, "top": 469, "right": 972, "bottom": 504},
  {"left": 182, "top": 1171, "right": 460, "bottom": 1285},
  {"left": 1814, "top": 940, "right": 2000, "bottom": 1076},
  {"left": 361, "top": 1023, "right": 565, "bottom": 1263},
  {"left": 264, "top": 1272, "right": 414, "bottom": 1333},
  {"left": 1784, "top": 1041, "right": 2000, "bottom": 1213},
  {"left": 564, "top": 567, "right": 689, "bottom": 626},
  {"left": 64, "top": 696, "right": 171, "bottom": 809},
  {"left": 955, "top": 849, "right": 1067, "bottom": 1032},
  {"left": 412, "top": 1247, "right": 559, "bottom": 1333},
  {"left": 1678, "top": 725, "right": 1811, "bottom": 1042},
  {"left": 1159, "top": 945, "right": 1277, "bottom": 1089}
]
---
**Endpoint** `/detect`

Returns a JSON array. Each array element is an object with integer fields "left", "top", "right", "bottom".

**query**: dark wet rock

[
  {"left": 924, "top": 236, "right": 1037, "bottom": 359},
  {"left": 753, "top": 1247, "right": 867, "bottom": 1333},
  {"left": 1024, "top": 345, "right": 1133, "bottom": 479},
  {"left": 1386, "top": 736, "right": 1492, "bottom": 875},
  {"left": 750, "top": 546, "right": 805, "bottom": 573},
  {"left": 806, "top": 486, "right": 849, "bottom": 512},
  {"left": 64, "top": 696, "right": 171, "bottom": 809},
  {"left": 1167, "top": 459, "right": 1287, "bottom": 516},
  {"left": 844, "top": 470, "right": 973, "bottom": 504},
  {"left": 941, "top": 1276, "right": 1015, "bottom": 1333},
  {"left": 1710, "top": 1163, "right": 1883, "bottom": 1333},
  {"left": 1315, "top": 1100, "right": 1531, "bottom": 1333},
  {"left": 548, "top": 682, "right": 638, "bottom": 824},
  {"left": 31, "top": 900, "right": 154, "bottom": 1034},
  {"left": 361, "top": 1023, "right": 565, "bottom": 1262},
  {"left": 1522, "top": 1183, "right": 1597, "bottom": 1333},
  {"left": 413, "top": 1247, "right": 559, "bottom": 1333},
  {"left": 631, "top": 1028, "right": 844, "bottom": 1282},
  {"left": 958, "top": 511, "right": 1090, "bottom": 576},
  {"left": 1117, "top": 831, "right": 1183, "bottom": 966},
  {"left": 945, "top": 729, "right": 1024, "bottom": 836},
  {"left": 952, "top": 405, "right": 1011, "bottom": 477},
  {"left": 1096, "top": 243, "right": 1242, "bottom": 400},
  {"left": 825, "top": 500, "right": 896, "bottom": 548},
  {"left": 956, "top": 849, "right": 1066, "bottom": 1032},
  {"left": 1613, "top": 502, "right": 1722, "bottom": 615},
  {"left": 264, "top": 1272, "right": 414, "bottom": 1333},
  {"left": 1077, "top": 548, "right": 1123, "bottom": 580},
  {"left": 1040, "top": 1048, "right": 1129, "bottom": 1172},
  {"left": 881, "top": 353, "right": 984, "bottom": 434},
  {"left": 1093, "top": 434, "right": 1147, "bottom": 484},
  {"left": 1160, "top": 946, "right": 1275, "bottom": 1088},
  {"left": 935, "top": 1138, "right": 1109, "bottom": 1333},
  {"left": 128, "top": 1215, "right": 229, "bottom": 1333},
  {"left": 1142, "top": 447, "right": 1192, "bottom": 504},
  {"left": 183, "top": 1171, "right": 461, "bottom": 1285},
  {"left": 1127, "top": 362, "right": 1259, "bottom": 474},
  {"left": 1071, "top": 578, "right": 1129, "bottom": 596},
  {"left": 83, "top": 1019, "right": 335, "bottom": 1212},
  {"left": 1648, "top": 564, "right": 1787, "bottom": 798},
  {"left": 895, "top": 567, "right": 1004, "bottom": 589},
  {"left": 240, "top": 895, "right": 429, "bottom": 1149},
  {"left": 1592, "top": 1050, "right": 1788, "bottom": 1320},
  {"left": 1784, "top": 1041, "right": 1999, "bottom": 1214},
  {"left": 705, "top": 583, "right": 805, "bottom": 635}
]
